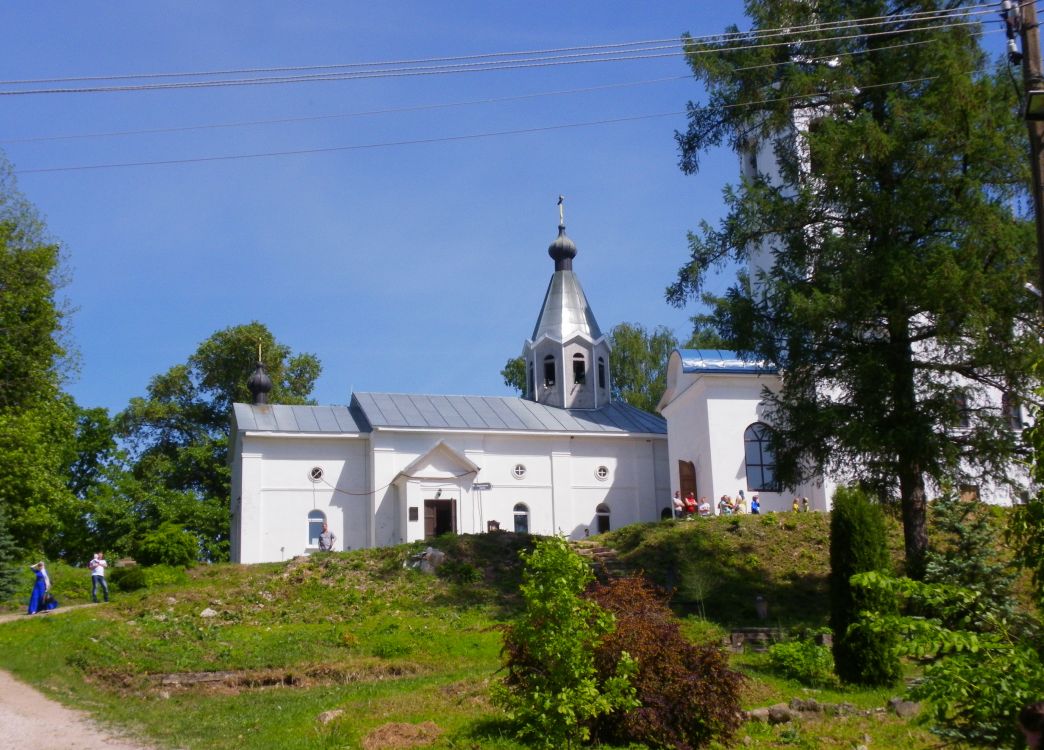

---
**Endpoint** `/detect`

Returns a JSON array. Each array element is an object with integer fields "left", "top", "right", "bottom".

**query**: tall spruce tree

[{"left": 669, "top": 1, "right": 1040, "bottom": 577}]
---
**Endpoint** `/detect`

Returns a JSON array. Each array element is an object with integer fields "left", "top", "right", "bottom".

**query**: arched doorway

[{"left": 595, "top": 503, "right": 611, "bottom": 534}]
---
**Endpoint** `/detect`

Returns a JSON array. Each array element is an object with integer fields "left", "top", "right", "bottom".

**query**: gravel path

[{"left": 0, "top": 605, "right": 162, "bottom": 750}]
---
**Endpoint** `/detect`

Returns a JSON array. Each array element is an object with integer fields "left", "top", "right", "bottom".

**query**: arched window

[
  {"left": 543, "top": 355, "right": 556, "bottom": 387},
  {"left": 595, "top": 503, "right": 611, "bottom": 534},
  {"left": 513, "top": 503, "right": 530, "bottom": 534},
  {"left": 1002, "top": 392, "right": 1022, "bottom": 431},
  {"left": 572, "top": 353, "right": 586, "bottom": 384},
  {"left": 527, "top": 360, "right": 535, "bottom": 398},
  {"left": 744, "top": 422, "right": 780, "bottom": 491},
  {"left": 597, "top": 357, "right": 606, "bottom": 389},
  {"left": 308, "top": 510, "right": 326, "bottom": 547}
]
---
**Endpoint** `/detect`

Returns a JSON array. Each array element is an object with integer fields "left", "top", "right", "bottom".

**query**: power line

[
  {"left": 1, "top": 32, "right": 957, "bottom": 145},
  {"left": 12, "top": 76, "right": 940, "bottom": 175},
  {"left": 0, "top": 3, "right": 995, "bottom": 87},
  {"left": 0, "top": 8, "right": 995, "bottom": 96}
]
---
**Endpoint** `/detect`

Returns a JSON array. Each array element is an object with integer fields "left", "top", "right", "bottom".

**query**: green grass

[
  {"left": 601, "top": 511, "right": 906, "bottom": 626},
  {"left": 0, "top": 526, "right": 940, "bottom": 749}
]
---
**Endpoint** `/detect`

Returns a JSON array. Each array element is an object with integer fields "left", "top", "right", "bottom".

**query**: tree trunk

[
  {"left": 898, "top": 466, "right": 929, "bottom": 579},
  {"left": 888, "top": 313, "right": 930, "bottom": 579}
]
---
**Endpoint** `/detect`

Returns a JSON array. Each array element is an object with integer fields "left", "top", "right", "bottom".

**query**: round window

[
  {"left": 309, "top": 466, "right": 324, "bottom": 482},
  {"left": 595, "top": 465, "right": 610, "bottom": 481},
  {"left": 512, "top": 463, "right": 527, "bottom": 480}
]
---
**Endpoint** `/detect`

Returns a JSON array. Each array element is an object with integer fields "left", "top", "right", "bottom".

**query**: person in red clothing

[{"left": 683, "top": 491, "right": 697, "bottom": 518}]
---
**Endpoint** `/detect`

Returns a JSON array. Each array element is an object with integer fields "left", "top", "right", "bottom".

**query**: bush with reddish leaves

[{"left": 585, "top": 575, "right": 744, "bottom": 749}]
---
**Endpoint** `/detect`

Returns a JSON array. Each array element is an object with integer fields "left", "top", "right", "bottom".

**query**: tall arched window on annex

[
  {"left": 543, "top": 355, "right": 556, "bottom": 388},
  {"left": 572, "top": 353, "right": 586, "bottom": 384},
  {"left": 595, "top": 503, "right": 611, "bottom": 534},
  {"left": 743, "top": 422, "right": 780, "bottom": 492},
  {"left": 597, "top": 356, "right": 606, "bottom": 390},
  {"left": 513, "top": 503, "right": 530, "bottom": 534},
  {"left": 307, "top": 510, "right": 326, "bottom": 548},
  {"left": 1002, "top": 391, "right": 1023, "bottom": 431}
]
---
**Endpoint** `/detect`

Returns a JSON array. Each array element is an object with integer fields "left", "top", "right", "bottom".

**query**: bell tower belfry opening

[{"left": 522, "top": 197, "right": 611, "bottom": 410}]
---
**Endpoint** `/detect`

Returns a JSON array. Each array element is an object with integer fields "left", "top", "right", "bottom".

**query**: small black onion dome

[
  {"left": 247, "top": 361, "right": 273, "bottom": 405},
  {"left": 548, "top": 224, "right": 577, "bottom": 271}
]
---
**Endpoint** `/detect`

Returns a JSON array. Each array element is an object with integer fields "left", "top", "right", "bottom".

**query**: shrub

[
  {"left": 436, "top": 559, "right": 481, "bottom": 584},
  {"left": 134, "top": 522, "right": 199, "bottom": 567},
  {"left": 829, "top": 485, "right": 900, "bottom": 686},
  {"left": 141, "top": 564, "right": 189, "bottom": 588},
  {"left": 109, "top": 566, "right": 146, "bottom": 592},
  {"left": 494, "top": 536, "right": 637, "bottom": 748},
  {"left": 586, "top": 575, "right": 744, "bottom": 749},
  {"left": 767, "top": 637, "right": 836, "bottom": 688}
]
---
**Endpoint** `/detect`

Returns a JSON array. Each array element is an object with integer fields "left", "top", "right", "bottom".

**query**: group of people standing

[
  {"left": 672, "top": 490, "right": 761, "bottom": 518},
  {"left": 671, "top": 490, "right": 826, "bottom": 518},
  {"left": 24, "top": 552, "right": 109, "bottom": 615}
]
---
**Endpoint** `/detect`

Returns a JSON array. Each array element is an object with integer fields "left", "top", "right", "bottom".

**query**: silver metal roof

[
  {"left": 353, "top": 392, "right": 665, "bottom": 435},
  {"left": 530, "top": 270, "right": 603, "bottom": 342},
  {"left": 234, "top": 395, "right": 666, "bottom": 436},
  {"left": 678, "top": 349, "right": 777, "bottom": 375},
  {"left": 232, "top": 402, "right": 367, "bottom": 433}
]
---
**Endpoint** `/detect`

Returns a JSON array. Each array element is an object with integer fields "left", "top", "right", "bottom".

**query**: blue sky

[{"left": 1, "top": 2, "right": 750, "bottom": 414}]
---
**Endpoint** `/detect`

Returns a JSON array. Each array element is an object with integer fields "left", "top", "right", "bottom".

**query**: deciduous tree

[{"left": 118, "top": 322, "right": 320, "bottom": 561}]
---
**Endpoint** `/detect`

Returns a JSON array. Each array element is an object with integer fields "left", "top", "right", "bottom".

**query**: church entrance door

[
  {"left": 679, "top": 460, "right": 697, "bottom": 500},
  {"left": 424, "top": 499, "right": 456, "bottom": 538}
]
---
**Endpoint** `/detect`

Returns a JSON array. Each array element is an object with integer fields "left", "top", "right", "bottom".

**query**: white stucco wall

[
  {"left": 233, "top": 434, "right": 369, "bottom": 563},
  {"left": 233, "top": 424, "right": 669, "bottom": 562}
]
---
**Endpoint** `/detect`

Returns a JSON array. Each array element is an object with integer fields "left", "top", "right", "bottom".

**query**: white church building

[{"left": 230, "top": 220, "right": 675, "bottom": 563}]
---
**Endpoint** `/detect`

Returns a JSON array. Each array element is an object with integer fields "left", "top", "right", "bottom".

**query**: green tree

[
  {"left": 495, "top": 536, "right": 637, "bottom": 748},
  {"left": 501, "top": 355, "right": 526, "bottom": 394},
  {"left": 668, "top": 1, "right": 1039, "bottom": 577},
  {"left": 118, "top": 322, "right": 320, "bottom": 561},
  {"left": 608, "top": 323, "right": 678, "bottom": 413},
  {"left": 829, "top": 486, "right": 900, "bottom": 686},
  {"left": 925, "top": 490, "right": 1020, "bottom": 632},
  {"left": 0, "top": 155, "right": 77, "bottom": 555}
]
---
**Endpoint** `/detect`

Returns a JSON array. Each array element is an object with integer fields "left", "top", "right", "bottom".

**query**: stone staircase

[{"left": 570, "top": 539, "right": 629, "bottom": 581}]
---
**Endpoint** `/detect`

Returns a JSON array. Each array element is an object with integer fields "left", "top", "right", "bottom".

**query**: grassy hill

[{"left": 0, "top": 519, "right": 937, "bottom": 749}]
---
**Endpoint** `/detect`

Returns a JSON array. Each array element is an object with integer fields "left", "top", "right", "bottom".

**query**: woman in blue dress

[{"left": 26, "top": 561, "right": 50, "bottom": 615}]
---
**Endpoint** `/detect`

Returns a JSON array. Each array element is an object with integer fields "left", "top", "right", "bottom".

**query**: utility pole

[{"left": 1016, "top": 0, "right": 1044, "bottom": 315}]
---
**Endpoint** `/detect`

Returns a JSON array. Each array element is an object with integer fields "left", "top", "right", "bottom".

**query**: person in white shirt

[{"left": 89, "top": 552, "right": 109, "bottom": 603}]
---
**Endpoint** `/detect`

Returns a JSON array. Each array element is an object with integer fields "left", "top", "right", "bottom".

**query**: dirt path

[{"left": 0, "top": 606, "right": 163, "bottom": 750}]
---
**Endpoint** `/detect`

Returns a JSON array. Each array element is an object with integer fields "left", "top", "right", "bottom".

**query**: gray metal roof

[
  {"left": 234, "top": 395, "right": 666, "bottom": 437},
  {"left": 232, "top": 403, "right": 367, "bottom": 434},
  {"left": 352, "top": 392, "right": 665, "bottom": 435},
  {"left": 678, "top": 349, "right": 777, "bottom": 375},
  {"left": 530, "top": 270, "right": 603, "bottom": 342}
]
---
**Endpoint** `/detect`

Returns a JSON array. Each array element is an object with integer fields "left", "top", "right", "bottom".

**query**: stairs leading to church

[{"left": 570, "top": 539, "right": 628, "bottom": 581}]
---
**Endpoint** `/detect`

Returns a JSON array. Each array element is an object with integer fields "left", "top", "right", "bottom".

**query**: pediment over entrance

[{"left": 393, "top": 440, "right": 481, "bottom": 485}]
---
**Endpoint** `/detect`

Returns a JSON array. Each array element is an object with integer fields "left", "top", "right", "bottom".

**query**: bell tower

[{"left": 522, "top": 197, "right": 611, "bottom": 409}]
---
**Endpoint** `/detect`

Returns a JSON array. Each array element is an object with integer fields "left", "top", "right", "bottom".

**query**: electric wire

[
  {"left": 1, "top": 32, "right": 948, "bottom": 145},
  {"left": 0, "top": 8, "right": 997, "bottom": 95},
  {"left": 0, "top": 2, "right": 996, "bottom": 87},
  {"left": 12, "top": 75, "right": 941, "bottom": 175}
]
